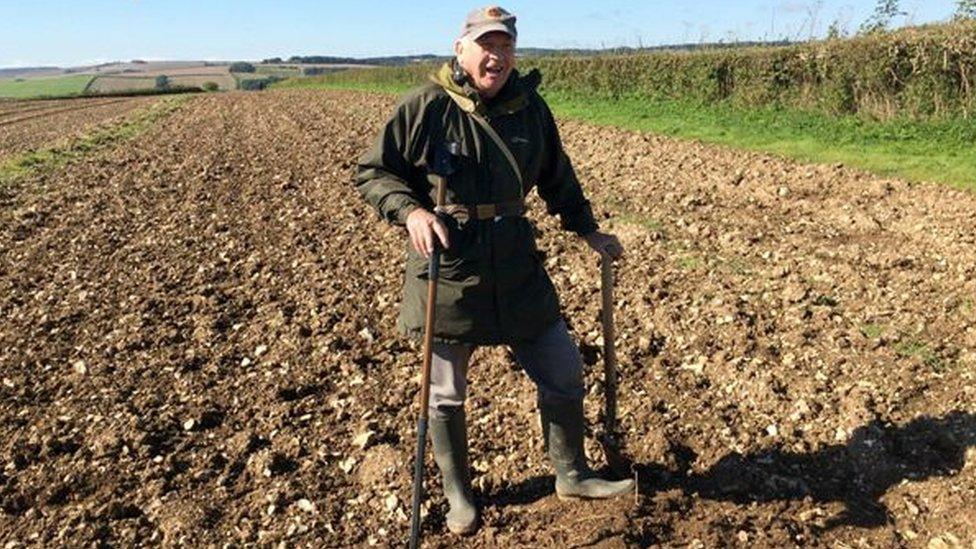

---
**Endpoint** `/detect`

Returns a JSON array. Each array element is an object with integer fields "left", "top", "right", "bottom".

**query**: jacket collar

[{"left": 431, "top": 60, "right": 541, "bottom": 117}]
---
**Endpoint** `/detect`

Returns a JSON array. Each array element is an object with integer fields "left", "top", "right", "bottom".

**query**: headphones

[{"left": 451, "top": 60, "right": 468, "bottom": 86}]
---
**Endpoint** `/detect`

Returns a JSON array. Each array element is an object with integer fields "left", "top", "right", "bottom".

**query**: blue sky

[{"left": 0, "top": 0, "right": 961, "bottom": 68}]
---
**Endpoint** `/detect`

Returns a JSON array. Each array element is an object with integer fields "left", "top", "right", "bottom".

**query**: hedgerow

[{"left": 302, "top": 21, "right": 976, "bottom": 120}]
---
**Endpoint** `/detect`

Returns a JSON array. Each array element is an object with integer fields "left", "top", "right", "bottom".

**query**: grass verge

[
  {"left": 544, "top": 92, "right": 976, "bottom": 192},
  {"left": 276, "top": 78, "right": 976, "bottom": 191},
  {"left": 0, "top": 86, "right": 203, "bottom": 101},
  {"left": 0, "top": 96, "right": 189, "bottom": 186}
]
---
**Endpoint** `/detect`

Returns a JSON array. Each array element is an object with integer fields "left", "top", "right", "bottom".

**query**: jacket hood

[{"left": 431, "top": 60, "right": 541, "bottom": 117}]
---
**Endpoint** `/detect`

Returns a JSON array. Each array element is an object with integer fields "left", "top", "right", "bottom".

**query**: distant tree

[
  {"left": 859, "top": 0, "right": 905, "bottom": 34},
  {"left": 202, "top": 81, "right": 219, "bottom": 92},
  {"left": 154, "top": 75, "right": 170, "bottom": 89},
  {"left": 956, "top": 0, "right": 976, "bottom": 19},
  {"left": 229, "top": 62, "right": 256, "bottom": 73},
  {"left": 262, "top": 57, "right": 283, "bottom": 64},
  {"left": 237, "top": 78, "right": 266, "bottom": 91},
  {"left": 826, "top": 19, "right": 846, "bottom": 39},
  {"left": 237, "top": 75, "right": 283, "bottom": 91}
]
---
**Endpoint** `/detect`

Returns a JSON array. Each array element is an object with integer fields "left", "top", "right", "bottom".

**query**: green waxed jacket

[{"left": 356, "top": 62, "right": 598, "bottom": 344}]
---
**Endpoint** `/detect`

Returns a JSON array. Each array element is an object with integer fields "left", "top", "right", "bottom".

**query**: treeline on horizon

[
  {"left": 260, "top": 41, "right": 794, "bottom": 67},
  {"left": 260, "top": 55, "right": 440, "bottom": 66}
]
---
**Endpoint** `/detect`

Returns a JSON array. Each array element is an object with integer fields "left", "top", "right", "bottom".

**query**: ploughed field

[
  {"left": 1, "top": 90, "right": 974, "bottom": 547},
  {"left": 87, "top": 70, "right": 238, "bottom": 94},
  {"left": 0, "top": 96, "right": 161, "bottom": 162}
]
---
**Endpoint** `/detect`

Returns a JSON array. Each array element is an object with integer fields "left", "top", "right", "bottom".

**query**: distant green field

[
  {"left": 0, "top": 74, "right": 94, "bottom": 99},
  {"left": 256, "top": 65, "right": 302, "bottom": 77}
]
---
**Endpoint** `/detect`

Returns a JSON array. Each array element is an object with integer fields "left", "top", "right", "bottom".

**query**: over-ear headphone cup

[{"left": 452, "top": 64, "right": 467, "bottom": 86}]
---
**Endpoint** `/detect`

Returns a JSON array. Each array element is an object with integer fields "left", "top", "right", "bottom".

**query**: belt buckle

[
  {"left": 475, "top": 204, "right": 496, "bottom": 220},
  {"left": 439, "top": 204, "right": 470, "bottom": 225}
]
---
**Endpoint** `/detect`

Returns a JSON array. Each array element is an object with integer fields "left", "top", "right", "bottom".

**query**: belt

[{"left": 437, "top": 199, "right": 525, "bottom": 223}]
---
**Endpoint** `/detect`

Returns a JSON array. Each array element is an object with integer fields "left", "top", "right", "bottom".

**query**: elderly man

[{"left": 356, "top": 5, "right": 633, "bottom": 535}]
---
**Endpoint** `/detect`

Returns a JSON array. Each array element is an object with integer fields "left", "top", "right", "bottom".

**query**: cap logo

[{"left": 485, "top": 6, "right": 503, "bottom": 18}]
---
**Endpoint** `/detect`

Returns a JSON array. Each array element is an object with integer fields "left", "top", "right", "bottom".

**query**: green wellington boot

[
  {"left": 539, "top": 398, "right": 635, "bottom": 500},
  {"left": 429, "top": 407, "right": 479, "bottom": 535}
]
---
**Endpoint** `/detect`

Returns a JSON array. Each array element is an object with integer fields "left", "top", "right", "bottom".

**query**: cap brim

[{"left": 466, "top": 23, "right": 516, "bottom": 40}]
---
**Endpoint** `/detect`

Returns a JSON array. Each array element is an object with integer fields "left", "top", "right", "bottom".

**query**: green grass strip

[
  {"left": 0, "top": 74, "right": 95, "bottom": 99},
  {"left": 544, "top": 92, "right": 976, "bottom": 192},
  {"left": 276, "top": 78, "right": 976, "bottom": 191},
  {"left": 0, "top": 96, "right": 189, "bottom": 186}
]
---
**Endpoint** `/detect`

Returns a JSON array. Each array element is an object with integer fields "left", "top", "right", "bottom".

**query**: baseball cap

[{"left": 459, "top": 5, "right": 517, "bottom": 40}]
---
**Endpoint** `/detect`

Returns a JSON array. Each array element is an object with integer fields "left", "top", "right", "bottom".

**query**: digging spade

[
  {"left": 597, "top": 252, "right": 633, "bottom": 475},
  {"left": 409, "top": 141, "right": 459, "bottom": 549}
]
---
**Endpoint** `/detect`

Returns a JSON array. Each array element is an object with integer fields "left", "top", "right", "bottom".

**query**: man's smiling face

[{"left": 455, "top": 31, "right": 516, "bottom": 99}]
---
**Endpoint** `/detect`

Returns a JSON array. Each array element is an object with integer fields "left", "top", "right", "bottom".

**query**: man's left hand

[{"left": 582, "top": 231, "right": 624, "bottom": 259}]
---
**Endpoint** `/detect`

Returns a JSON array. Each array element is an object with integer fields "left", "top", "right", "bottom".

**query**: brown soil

[
  {"left": 0, "top": 96, "right": 160, "bottom": 161},
  {"left": 1, "top": 89, "right": 974, "bottom": 548}
]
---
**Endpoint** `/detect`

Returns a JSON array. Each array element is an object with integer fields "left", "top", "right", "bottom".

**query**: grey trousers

[{"left": 429, "top": 319, "right": 585, "bottom": 418}]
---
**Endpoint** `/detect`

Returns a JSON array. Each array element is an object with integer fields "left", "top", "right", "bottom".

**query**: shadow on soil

[
  {"left": 488, "top": 475, "right": 555, "bottom": 508},
  {"left": 482, "top": 411, "right": 975, "bottom": 538},
  {"left": 631, "top": 410, "right": 976, "bottom": 531}
]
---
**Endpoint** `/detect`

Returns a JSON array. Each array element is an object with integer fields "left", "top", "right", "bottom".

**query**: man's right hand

[{"left": 406, "top": 208, "right": 450, "bottom": 259}]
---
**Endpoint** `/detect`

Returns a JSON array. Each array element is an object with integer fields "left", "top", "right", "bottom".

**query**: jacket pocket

[{"left": 408, "top": 230, "right": 479, "bottom": 283}]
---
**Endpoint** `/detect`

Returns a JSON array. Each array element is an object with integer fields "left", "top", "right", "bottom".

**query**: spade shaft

[
  {"left": 601, "top": 253, "right": 617, "bottom": 434},
  {"left": 597, "top": 252, "right": 633, "bottom": 476},
  {"left": 408, "top": 241, "right": 440, "bottom": 549},
  {"left": 409, "top": 143, "right": 457, "bottom": 549}
]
